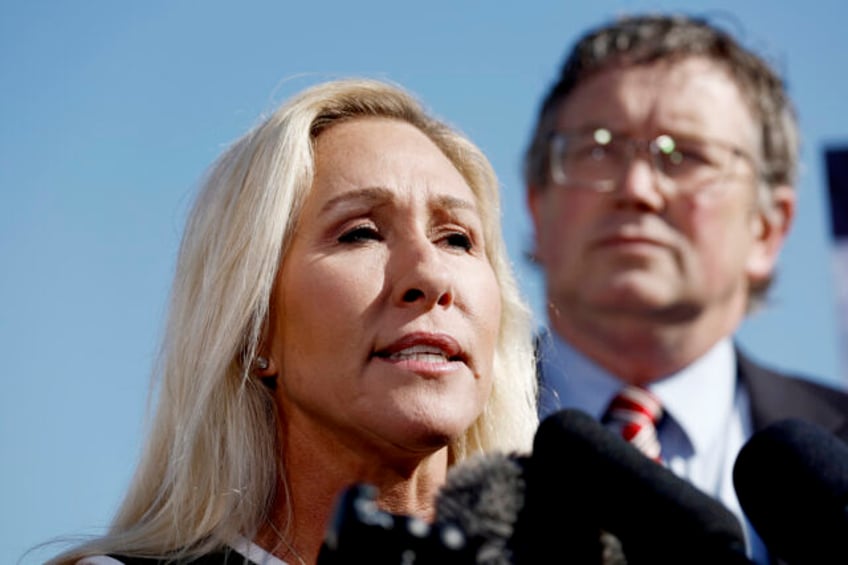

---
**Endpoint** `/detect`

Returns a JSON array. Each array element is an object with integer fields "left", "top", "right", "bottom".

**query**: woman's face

[{"left": 265, "top": 117, "right": 501, "bottom": 462}]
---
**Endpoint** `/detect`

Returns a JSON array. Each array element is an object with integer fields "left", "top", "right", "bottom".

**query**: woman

[{"left": 49, "top": 78, "right": 538, "bottom": 564}]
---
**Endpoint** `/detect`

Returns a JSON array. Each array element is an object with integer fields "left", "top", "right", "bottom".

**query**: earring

[{"left": 255, "top": 356, "right": 269, "bottom": 371}]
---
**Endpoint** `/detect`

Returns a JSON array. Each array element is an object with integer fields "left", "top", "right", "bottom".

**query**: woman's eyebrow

[
  {"left": 432, "top": 194, "right": 477, "bottom": 213},
  {"left": 320, "top": 188, "right": 478, "bottom": 215},
  {"left": 320, "top": 186, "right": 394, "bottom": 214}
]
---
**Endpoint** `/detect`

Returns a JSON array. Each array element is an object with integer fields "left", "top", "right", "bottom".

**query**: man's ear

[
  {"left": 526, "top": 184, "right": 546, "bottom": 265},
  {"left": 746, "top": 185, "right": 796, "bottom": 283}
]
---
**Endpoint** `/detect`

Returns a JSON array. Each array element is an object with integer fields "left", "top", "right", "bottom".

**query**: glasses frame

[{"left": 548, "top": 128, "right": 761, "bottom": 194}]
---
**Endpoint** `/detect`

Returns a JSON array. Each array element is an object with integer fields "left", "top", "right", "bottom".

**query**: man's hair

[{"left": 523, "top": 13, "right": 799, "bottom": 306}]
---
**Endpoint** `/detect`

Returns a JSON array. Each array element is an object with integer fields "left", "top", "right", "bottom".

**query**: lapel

[{"left": 735, "top": 346, "right": 848, "bottom": 441}]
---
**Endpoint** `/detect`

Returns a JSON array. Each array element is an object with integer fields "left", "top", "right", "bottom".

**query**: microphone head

[
  {"left": 533, "top": 409, "right": 750, "bottom": 564},
  {"left": 317, "top": 483, "right": 477, "bottom": 564},
  {"left": 733, "top": 418, "right": 848, "bottom": 564},
  {"left": 435, "top": 452, "right": 526, "bottom": 564}
]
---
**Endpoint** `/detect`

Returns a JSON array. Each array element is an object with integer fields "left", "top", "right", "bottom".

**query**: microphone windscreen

[
  {"left": 437, "top": 450, "right": 621, "bottom": 564},
  {"left": 318, "top": 483, "right": 478, "bottom": 564},
  {"left": 733, "top": 418, "right": 848, "bottom": 564},
  {"left": 435, "top": 452, "right": 526, "bottom": 564},
  {"left": 532, "top": 409, "right": 750, "bottom": 564}
]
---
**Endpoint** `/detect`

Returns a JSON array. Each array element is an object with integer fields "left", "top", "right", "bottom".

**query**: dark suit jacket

[
  {"left": 738, "top": 348, "right": 848, "bottom": 442},
  {"left": 735, "top": 348, "right": 848, "bottom": 565}
]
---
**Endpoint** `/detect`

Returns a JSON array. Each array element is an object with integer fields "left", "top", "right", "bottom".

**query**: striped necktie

[{"left": 602, "top": 385, "right": 664, "bottom": 461}]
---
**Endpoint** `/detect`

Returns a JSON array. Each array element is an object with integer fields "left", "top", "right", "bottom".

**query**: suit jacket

[
  {"left": 738, "top": 348, "right": 848, "bottom": 442},
  {"left": 735, "top": 349, "right": 848, "bottom": 565}
]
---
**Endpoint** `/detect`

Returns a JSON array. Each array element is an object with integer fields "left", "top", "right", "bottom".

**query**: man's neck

[{"left": 550, "top": 304, "right": 742, "bottom": 385}]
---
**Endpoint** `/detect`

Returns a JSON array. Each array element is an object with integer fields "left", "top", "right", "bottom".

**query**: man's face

[{"left": 528, "top": 57, "right": 791, "bottom": 338}]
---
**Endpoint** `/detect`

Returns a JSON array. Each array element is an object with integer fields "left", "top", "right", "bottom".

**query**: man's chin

[{"left": 576, "top": 282, "right": 681, "bottom": 315}]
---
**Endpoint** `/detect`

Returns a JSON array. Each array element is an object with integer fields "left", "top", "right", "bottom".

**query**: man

[{"left": 524, "top": 13, "right": 848, "bottom": 564}]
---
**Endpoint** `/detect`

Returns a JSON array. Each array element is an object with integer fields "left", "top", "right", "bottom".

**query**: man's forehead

[{"left": 555, "top": 57, "right": 757, "bottom": 143}]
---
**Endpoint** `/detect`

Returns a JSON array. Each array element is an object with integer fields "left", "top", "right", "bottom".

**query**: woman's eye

[
  {"left": 338, "top": 225, "right": 381, "bottom": 243},
  {"left": 444, "top": 232, "right": 473, "bottom": 251}
]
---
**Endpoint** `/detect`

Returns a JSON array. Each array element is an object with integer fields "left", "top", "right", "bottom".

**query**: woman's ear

[
  {"left": 255, "top": 305, "right": 277, "bottom": 378},
  {"left": 254, "top": 355, "right": 276, "bottom": 377},
  {"left": 746, "top": 184, "right": 796, "bottom": 284},
  {"left": 253, "top": 354, "right": 278, "bottom": 390}
]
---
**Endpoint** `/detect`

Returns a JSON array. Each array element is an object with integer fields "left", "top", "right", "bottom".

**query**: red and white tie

[{"left": 602, "top": 386, "right": 664, "bottom": 461}]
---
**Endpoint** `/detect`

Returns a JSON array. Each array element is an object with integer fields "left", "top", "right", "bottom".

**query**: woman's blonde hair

[{"left": 49, "top": 78, "right": 537, "bottom": 563}]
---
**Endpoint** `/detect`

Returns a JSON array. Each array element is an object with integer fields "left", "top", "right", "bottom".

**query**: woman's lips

[
  {"left": 374, "top": 332, "right": 464, "bottom": 361},
  {"left": 372, "top": 332, "right": 467, "bottom": 374}
]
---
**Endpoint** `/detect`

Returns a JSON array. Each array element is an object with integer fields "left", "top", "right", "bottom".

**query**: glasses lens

[
  {"left": 551, "top": 128, "right": 619, "bottom": 188},
  {"left": 551, "top": 129, "right": 746, "bottom": 193},
  {"left": 655, "top": 134, "right": 676, "bottom": 156},
  {"left": 654, "top": 135, "right": 737, "bottom": 191}
]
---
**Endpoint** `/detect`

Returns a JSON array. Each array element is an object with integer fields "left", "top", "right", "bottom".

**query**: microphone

[
  {"left": 521, "top": 409, "right": 751, "bottom": 564},
  {"left": 434, "top": 451, "right": 530, "bottom": 563},
  {"left": 437, "top": 409, "right": 752, "bottom": 564},
  {"left": 318, "top": 409, "right": 753, "bottom": 563},
  {"left": 733, "top": 418, "right": 848, "bottom": 565},
  {"left": 436, "top": 450, "right": 617, "bottom": 563},
  {"left": 317, "top": 483, "right": 479, "bottom": 564}
]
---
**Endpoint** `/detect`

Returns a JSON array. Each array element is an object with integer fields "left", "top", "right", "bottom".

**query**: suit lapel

[{"left": 736, "top": 347, "right": 848, "bottom": 440}]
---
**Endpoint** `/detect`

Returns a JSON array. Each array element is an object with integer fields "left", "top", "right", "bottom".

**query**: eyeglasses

[{"left": 548, "top": 128, "right": 760, "bottom": 194}]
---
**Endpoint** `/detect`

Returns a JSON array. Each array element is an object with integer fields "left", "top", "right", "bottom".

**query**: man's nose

[{"left": 612, "top": 149, "right": 667, "bottom": 211}]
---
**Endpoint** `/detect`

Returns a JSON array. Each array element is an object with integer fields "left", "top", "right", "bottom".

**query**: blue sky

[{"left": 3, "top": 1, "right": 847, "bottom": 563}]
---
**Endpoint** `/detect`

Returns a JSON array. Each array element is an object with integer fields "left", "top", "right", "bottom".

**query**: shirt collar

[
  {"left": 540, "top": 331, "right": 629, "bottom": 419},
  {"left": 652, "top": 338, "right": 737, "bottom": 455},
  {"left": 541, "top": 332, "right": 737, "bottom": 454},
  {"left": 231, "top": 536, "right": 290, "bottom": 565}
]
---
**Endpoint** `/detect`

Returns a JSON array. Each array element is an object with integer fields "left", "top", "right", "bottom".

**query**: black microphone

[
  {"left": 733, "top": 418, "right": 848, "bottom": 565},
  {"left": 520, "top": 409, "right": 752, "bottom": 564},
  {"left": 319, "top": 409, "right": 754, "bottom": 563},
  {"left": 437, "top": 409, "right": 753, "bottom": 564}
]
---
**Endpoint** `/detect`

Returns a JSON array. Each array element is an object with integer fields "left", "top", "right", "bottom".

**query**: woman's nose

[{"left": 392, "top": 239, "right": 454, "bottom": 309}]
